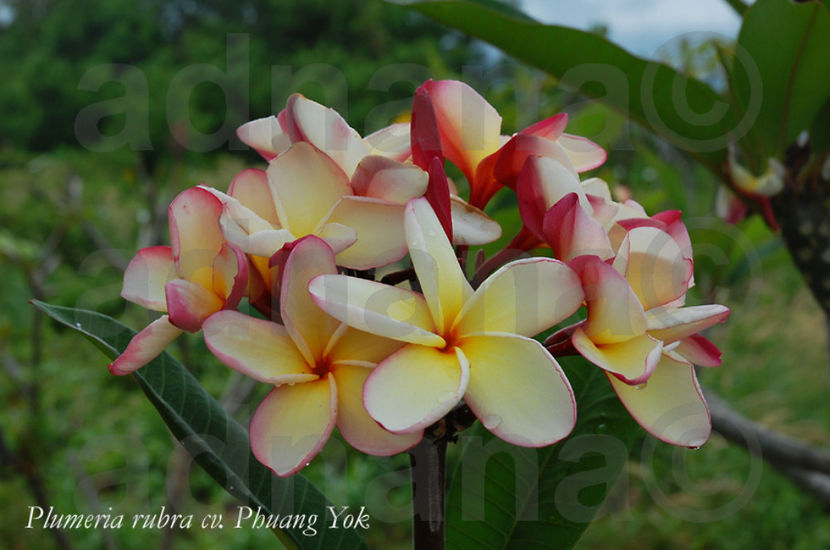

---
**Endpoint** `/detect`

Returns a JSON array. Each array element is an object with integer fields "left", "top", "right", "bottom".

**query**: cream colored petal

[
  {"left": 228, "top": 168, "right": 280, "bottom": 226},
  {"left": 121, "top": 246, "right": 175, "bottom": 312},
  {"left": 577, "top": 257, "right": 648, "bottom": 344},
  {"left": 364, "top": 122, "right": 411, "bottom": 162},
  {"left": 608, "top": 355, "right": 710, "bottom": 447},
  {"left": 236, "top": 115, "right": 290, "bottom": 161},
  {"left": 203, "top": 311, "right": 315, "bottom": 384},
  {"left": 326, "top": 325, "right": 405, "bottom": 368},
  {"left": 363, "top": 344, "right": 469, "bottom": 433},
  {"left": 405, "top": 198, "right": 473, "bottom": 333},
  {"left": 455, "top": 258, "right": 583, "bottom": 338},
  {"left": 309, "top": 274, "right": 444, "bottom": 347},
  {"left": 460, "top": 333, "right": 576, "bottom": 446},
  {"left": 449, "top": 196, "right": 502, "bottom": 246},
  {"left": 572, "top": 328, "right": 663, "bottom": 385},
  {"left": 646, "top": 305, "right": 730, "bottom": 344},
  {"left": 169, "top": 187, "right": 225, "bottom": 287},
  {"left": 333, "top": 365, "right": 422, "bottom": 455},
  {"left": 250, "top": 376, "right": 336, "bottom": 477},
  {"left": 350, "top": 155, "right": 427, "bottom": 203},
  {"left": 109, "top": 315, "right": 183, "bottom": 375},
  {"left": 266, "top": 142, "right": 351, "bottom": 236},
  {"left": 327, "top": 196, "right": 408, "bottom": 270},
  {"left": 280, "top": 236, "right": 341, "bottom": 364}
]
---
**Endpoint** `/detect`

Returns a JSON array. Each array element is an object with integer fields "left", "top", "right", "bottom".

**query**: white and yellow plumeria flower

[
  {"left": 567, "top": 229, "right": 728, "bottom": 447},
  {"left": 308, "top": 198, "right": 585, "bottom": 447},
  {"left": 202, "top": 236, "right": 419, "bottom": 477},
  {"left": 111, "top": 186, "right": 247, "bottom": 375}
]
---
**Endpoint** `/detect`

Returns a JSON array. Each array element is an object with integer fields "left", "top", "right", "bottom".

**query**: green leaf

[
  {"left": 445, "top": 356, "right": 642, "bottom": 550},
  {"left": 733, "top": 0, "right": 830, "bottom": 165},
  {"left": 395, "top": 0, "right": 735, "bottom": 174},
  {"left": 31, "top": 300, "right": 367, "bottom": 550}
]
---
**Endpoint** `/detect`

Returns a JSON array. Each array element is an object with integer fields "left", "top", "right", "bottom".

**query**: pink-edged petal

[
  {"left": 674, "top": 334, "right": 722, "bottom": 367},
  {"left": 266, "top": 142, "right": 351, "bottom": 236},
  {"left": 211, "top": 242, "right": 248, "bottom": 309},
  {"left": 652, "top": 210, "right": 693, "bottom": 260},
  {"left": 575, "top": 256, "right": 647, "bottom": 344},
  {"left": 542, "top": 194, "right": 614, "bottom": 261},
  {"left": 410, "top": 84, "right": 444, "bottom": 170},
  {"left": 165, "top": 279, "right": 223, "bottom": 333},
  {"left": 315, "top": 222, "right": 358, "bottom": 254},
  {"left": 327, "top": 326, "right": 406, "bottom": 367},
  {"left": 236, "top": 115, "right": 290, "bottom": 161},
  {"left": 121, "top": 246, "right": 175, "bottom": 311},
  {"left": 280, "top": 236, "right": 341, "bottom": 364},
  {"left": 405, "top": 197, "right": 473, "bottom": 333},
  {"left": 326, "top": 197, "right": 408, "bottom": 270},
  {"left": 646, "top": 305, "right": 730, "bottom": 343},
  {"left": 460, "top": 333, "right": 575, "bottom": 446},
  {"left": 364, "top": 344, "right": 468, "bottom": 433},
  {"left": 516, "top": 156, "right": 590, "bottom": 239},
  {"left": 283, "top": 94, "right": 370, "bottom": 178},
  {"left": 449, "top": 196, "right": 502, "bottom": 246},
  {"left": 424, "top": 156, "right": 453, "bottom": 239},
  {"left": 455, "top": 258, "right": 583, "bottom": 338},
  {"left": 203, "top": 310, "right": 315, "bottom": 384},
  {"left": 228, "top": 168, "right": 280, "bottom": 226},
  {"left": 364, "top": 122, "right": 411, "bottom": 162},
  {"left": 613, "top": 226, "right": 694, "bottom": 310},
  {"left": 572, "top": 328, "right": 663, "bottom": 385},
  {"left": 250, "top": 376, "right": 336, "bottom": 477},
  {"left": 582, "top": 177, "right": 613, "bottom": 202},
  {"left": 495, "top": 134, "right": 578, "bottom": 189},
  {"left": 520, "top": 112, "right": 568, "bottom": 140},
  {"left": 333, "top": 364, "right": 422, "bottom": 455},
  {"left": 558, "top": 133, "right": 607, "bottom": 172},
  {"left": 608, "top": 355, "right": 710, "bottom": 447},
  {"left": 350, "top": 155, "right": 427, "bottom": 203},
  {"left": 421, "top": 79, "right": 502, "bottom": 184},
  {"left": 309, "top": 274, "right": 444, "bottom": 347},
  {"left": 169, "top": 187, "right": 225, "bottom": 287},
  {"left": 109, "top": 315, "right": 183, "bottom": 375}
]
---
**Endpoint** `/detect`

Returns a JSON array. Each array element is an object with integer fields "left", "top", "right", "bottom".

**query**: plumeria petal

[
  {"left": 333, "top": 365, "right": 422, "bottom": 455},
  {"left": 309, "top": 274, "right": 445, "bottom": 347},
  {"left": 449, "top": 196, "right": 502, "bottom": 246},
  {"left": 558, "top": 133, "right": 607, "bottom": 172},
  {"left": 405, "top": 198, "right": 473, "bottom": 333},
  {"left": 576, "top": 257, "right": 647, "bottom": 344},
  {"left": 421, "top": 79, "right": 502, "bottom": 185},
  {"left": 646, "top": 305, "right": 730, "bottom": 343},
  {"left": 203, "top": 311, "right": 315, "bottom": 384},
  {"left": 326, "top": 325, "right": 405, "bottom": 368},
  {"left": 169, "top": 187, "right": 224, "bottom": 288},
  {"left": 455, "top": 258, "right": 583, "bottom": 338},
  {"left": 572, "top": 328, "right": 663, "bottom": 385},
  {"left": 364, "top": 122, "right": 411, "bottom": 162},
  {"left": 495, "top": 134, "right": 579, "bottom": 189},
  {"left": 109, "top": 315, "right": 183, "bottom": 375},
  {"left": 266, "top": 142, "right": 351, "bottom": 236},
  {"left": 283, "top": 94, "right": 370, "bottom": 178},
  {"left": 363, "top": 344, "right": 469, "bottom": 433},
  {"left": 250, "top": 376, "right": 337, "bottom": 477},
  {"left": 350, "top": 155, "right": 427, "bottom": 203},
  {"left": 521, "top": 113, "right": 568, "bottom": 140},
  {"left": 542, "top": 193, "right": 614, "bottom": 261},
  {"left": 613, "top": 226, "right": 693, "bottom": 310},
  {"left": 280, "top": 236, "right": 341, "bottom": 364},
  {"left": 236, "top": 115, "right": 290, "bottom": 161},
  {"left": 121, "top": 246, "right": 175, "bottom": 311},
  {"left": 674, "top": 335, "right": 722, "bottom": 367},
  {"left": 212, "top": 242, "right": 248, "bottom": 309},
  {"left": 608, "top": 354, "right": 710, "bottom": 447},
  {"left": 459, "top": 333, "right": 576, "bottom": 446},
  {"left": 326, "top": 197, "right": 408, "bottom": 270},
  {"left": 165, "top": 279, "right": 223, "bottom": 332},
  {"left": 228, "top": 168, "right": 280, "bottom": 226},
  {"left": 315, "top": 222, "right": 358, "bottom": 254}
]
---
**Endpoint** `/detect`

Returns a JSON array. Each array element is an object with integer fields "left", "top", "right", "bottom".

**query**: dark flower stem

[{"left": 409, "top": 433, "right": 447, "bottom": 550}]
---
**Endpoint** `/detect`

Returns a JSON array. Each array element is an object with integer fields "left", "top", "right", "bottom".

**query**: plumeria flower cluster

[{"left": 112, "top": 79, "right": 728, "bottom": 476}]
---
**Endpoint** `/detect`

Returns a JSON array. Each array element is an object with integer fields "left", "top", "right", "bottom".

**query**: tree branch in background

[{"left": 705, "top": 389, "right": 830, "bottom": 506}]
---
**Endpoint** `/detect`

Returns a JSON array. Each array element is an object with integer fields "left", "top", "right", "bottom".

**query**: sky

[{"left": 521, "top": 0, "right": 743, "bottom": 57}]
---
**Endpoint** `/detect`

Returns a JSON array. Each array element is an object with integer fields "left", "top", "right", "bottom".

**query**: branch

[{"left": 705, "top": 389, "right": 830, "bottom": 505}]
